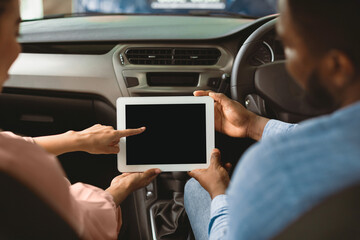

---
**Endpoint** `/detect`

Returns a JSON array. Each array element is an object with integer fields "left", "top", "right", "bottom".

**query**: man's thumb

[{"left": 209, "top": 92, "right": 230, "bottom": 105}]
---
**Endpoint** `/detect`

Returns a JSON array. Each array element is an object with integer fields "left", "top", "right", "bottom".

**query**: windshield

[{"left": 20, "top": 0, "right": 278, "bottom": 20}]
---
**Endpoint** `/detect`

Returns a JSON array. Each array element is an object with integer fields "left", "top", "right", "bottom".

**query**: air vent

[{"left": 125, "top": 48, "right": 221, "bottom": 65}]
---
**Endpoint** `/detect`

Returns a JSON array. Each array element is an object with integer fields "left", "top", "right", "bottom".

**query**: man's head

[{"left": 277, "top": 0, "right": 360, "bottom": 109}]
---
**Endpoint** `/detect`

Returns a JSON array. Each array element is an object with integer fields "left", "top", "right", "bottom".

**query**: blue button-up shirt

[{"left": 209, "top": 101, "right": 360, "bottom": 239}]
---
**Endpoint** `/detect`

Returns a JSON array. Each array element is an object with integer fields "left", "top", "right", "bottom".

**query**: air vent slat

[{"left": 124, "top": 48, "right": 220, "bottom": 65}]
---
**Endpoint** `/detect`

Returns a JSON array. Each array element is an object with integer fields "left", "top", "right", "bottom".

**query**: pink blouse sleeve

[
  {"left": 69, "top": 182, "right": 122, "bottom": 240},
  {"left": 0, "top": 132, "right": 122, "bottom": 240},
  {"left": 0, "top": 131, "right": 35, "bottom": 143}
]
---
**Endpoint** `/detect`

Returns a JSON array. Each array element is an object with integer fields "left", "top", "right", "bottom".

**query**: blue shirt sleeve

[
  {"left": 262, "top": 119, "right": 297, "bottom": 140},
  {"left": 208, "top": 194, "right": 229, "bottom": 240}
]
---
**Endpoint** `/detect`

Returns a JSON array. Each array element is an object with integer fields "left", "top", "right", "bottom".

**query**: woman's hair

[
  {"left": 0, "top": 0, "right": 11, "bottom": 16},
  {"left": 287, "top": 0, "right": 360, "bottom": 70}
]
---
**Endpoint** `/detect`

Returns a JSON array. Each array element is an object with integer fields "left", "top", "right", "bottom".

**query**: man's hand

[
  {"left": 188, "top": 149, "right": 230, "bottom": 199},
  {"left": 106, "top": 168, "right": 161, "bottom": 206},
  {"left": 76, "top": 124, "right": 145, "bottom": 154},
  {"left": 194, "top": 90, "right": 269, "bottom": 141}
]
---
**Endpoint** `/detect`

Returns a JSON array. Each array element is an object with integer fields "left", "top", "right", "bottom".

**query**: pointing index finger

[{"left": 117, "top": 127, "right": 146, "bottom": 138}]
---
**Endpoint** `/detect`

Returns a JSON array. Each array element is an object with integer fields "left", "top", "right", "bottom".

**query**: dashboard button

[
  {"left": 207, "top": 78, "right": 221, "bottom": 88},
  {"left": 125, "top": 77, "right": 139, "bottom": 88}
]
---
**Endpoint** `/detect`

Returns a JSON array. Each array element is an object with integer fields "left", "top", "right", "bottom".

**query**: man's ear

[{"left": 321, "top": 50, "right": 355, "bottom": 88}]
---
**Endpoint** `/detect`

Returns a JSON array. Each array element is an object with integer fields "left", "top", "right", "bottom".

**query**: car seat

[{"left": 273, "top": 183, "right": 360, "bottom": 240}]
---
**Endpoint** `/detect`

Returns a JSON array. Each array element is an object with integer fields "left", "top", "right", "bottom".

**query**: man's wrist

[
  {"left": 247, "top": 114, "right": 270, "bottom": 141},
  {"left": 209, "top": 189, "right": 226, "bottom": 199}
]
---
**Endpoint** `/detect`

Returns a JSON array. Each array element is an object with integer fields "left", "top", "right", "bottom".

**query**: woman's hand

[
  {"left": 76, "top": 124, "right": 145, "bottom": 154},
  {"left": 106, "top": 168, "right": 161, "bottom": 206},
  {"left": 33, "top": 124, "right": 145, "bottom": 156},
  {"left": 188, "top": 149, "right": 231, "bottom": 199},
  {"left": 194, "top": 91, "right": 269, "bottom": 141}
]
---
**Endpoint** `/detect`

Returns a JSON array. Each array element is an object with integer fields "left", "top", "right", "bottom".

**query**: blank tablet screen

[{"left": 125, "top": 104, "right": 206, "bottom": 165}]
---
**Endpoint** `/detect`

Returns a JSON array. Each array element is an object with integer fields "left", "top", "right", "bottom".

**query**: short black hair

[{"left": 287, "top": 0, "right": 360, "bottom": 70}]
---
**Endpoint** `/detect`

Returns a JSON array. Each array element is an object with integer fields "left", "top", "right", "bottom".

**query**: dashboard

[{"left": 8, "top": 15, "right": 283, "bottom": 107}]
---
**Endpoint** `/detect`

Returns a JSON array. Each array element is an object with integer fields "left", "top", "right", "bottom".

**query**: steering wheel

[{"left": 230, "top": 18, "right": 325, "bottom": 122}]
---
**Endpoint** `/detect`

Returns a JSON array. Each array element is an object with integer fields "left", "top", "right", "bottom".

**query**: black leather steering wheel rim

[
  {"left": 230, "top": 17, "right": 328, "bottom": 121},
  {"left": 230, "top": 18, "right": 278, "bottom": 105}
]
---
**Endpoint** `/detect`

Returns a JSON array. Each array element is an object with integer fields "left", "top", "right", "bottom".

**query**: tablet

[{"left": 117, "top": 96, "right": 214, "bottom": 172}]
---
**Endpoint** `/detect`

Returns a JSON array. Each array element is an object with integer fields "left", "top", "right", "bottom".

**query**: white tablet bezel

[{"left": 117, "top": 96, "right": 214, "bottom": 172}]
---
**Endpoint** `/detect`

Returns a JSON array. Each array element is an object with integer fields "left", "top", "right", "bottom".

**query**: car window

[{"left": 20, "top": 0, "right": 278, "bottom": 20}]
